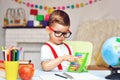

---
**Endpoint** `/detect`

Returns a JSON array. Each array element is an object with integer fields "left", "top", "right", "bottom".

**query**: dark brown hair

[{"left": 48, "top": 10, "right": 70, "bottom": 27}]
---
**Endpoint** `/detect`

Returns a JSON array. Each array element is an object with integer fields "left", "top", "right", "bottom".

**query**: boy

[{"left": 40, "top": 10, "right": 77, "bottom": 71}]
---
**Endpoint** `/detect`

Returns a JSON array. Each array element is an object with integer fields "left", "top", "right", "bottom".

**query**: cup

[{"left": 4, "top": 61, "right": 19, "bottom": 80}]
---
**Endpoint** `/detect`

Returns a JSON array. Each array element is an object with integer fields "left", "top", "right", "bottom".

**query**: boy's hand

[{"left": 63, "top": 55, "right": 78, "bottom": 62}]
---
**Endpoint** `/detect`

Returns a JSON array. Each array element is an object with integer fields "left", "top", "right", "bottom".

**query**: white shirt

[{"left": 40, "top": 42, "right": 73, "bottom": 71}]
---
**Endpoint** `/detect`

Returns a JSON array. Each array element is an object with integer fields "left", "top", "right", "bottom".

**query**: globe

[
  {"left": 102, "top": 37, "right": 120, "bottom": 66},
  {"left": 102, "top": 37, "right": 120, "bottom": 79}
]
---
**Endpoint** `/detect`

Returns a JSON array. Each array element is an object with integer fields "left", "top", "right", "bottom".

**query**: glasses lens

[
  {"left": 54, "top": 31, "right": 63, "bottom": 37},
  {"left": 54, "top": 31, "right": 71, "bottom": 38},
  {"left": 63, "top": 32, "right": 71, "bottom": 38}
]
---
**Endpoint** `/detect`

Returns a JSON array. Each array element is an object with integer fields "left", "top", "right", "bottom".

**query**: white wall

[{"left": 0, "top": 0, "right": 120, "bottom": 59}]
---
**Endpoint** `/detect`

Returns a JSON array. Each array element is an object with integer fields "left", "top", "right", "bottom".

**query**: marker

[
  {"left": 19, "top": 47, "right": 22, "bottom": 52},
  {"left": 2, "top": 51, "right": 5, "bottom": 60},
  {"left": 0, "top": 46, "right": 4, "bottom": 51},
  {"left": 4, "top": 50, "right": 7, "bottom": 61},
  {"left": 63, "top": 72, "right": 74, "bottom": 79},
  {"left": 0, "top": 46, "right": 5, "bottom": 60},
  {"left": 55, "top": 73, "right": 67, "bottom": 79}
]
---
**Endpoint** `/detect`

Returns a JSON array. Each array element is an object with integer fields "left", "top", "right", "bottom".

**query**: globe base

[
  {"left": 106, "top": 73, "right": 120, "bottom": 79},
  {"left": 105, "top": 65, "right": 120, "bottom": 79}
]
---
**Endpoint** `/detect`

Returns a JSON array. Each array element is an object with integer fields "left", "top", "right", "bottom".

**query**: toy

[
  {"left": 67, "top": 52, "right": 88, "bottom": 73},
  {"left": 30, "top": 9, "right": 38, "bottom": 16}
]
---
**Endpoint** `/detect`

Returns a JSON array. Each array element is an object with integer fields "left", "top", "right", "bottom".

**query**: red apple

[{"left": 18, "top": 64, "right": 34, "bottom": 80}]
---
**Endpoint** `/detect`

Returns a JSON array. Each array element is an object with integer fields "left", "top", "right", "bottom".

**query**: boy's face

[{"left": 47, "top": 23, "right": 71, "bottom": 45}]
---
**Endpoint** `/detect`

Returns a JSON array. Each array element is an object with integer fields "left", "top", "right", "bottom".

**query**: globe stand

[{"left": 105, "top": 65, "right": 120, "bottom": 79}]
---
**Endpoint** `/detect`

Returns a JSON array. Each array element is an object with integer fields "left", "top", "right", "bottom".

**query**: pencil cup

[{"left": 4, "top": 61, "right": 19, "bottom": 80}]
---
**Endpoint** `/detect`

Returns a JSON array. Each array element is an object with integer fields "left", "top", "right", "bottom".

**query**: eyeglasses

[{"left": 49, "top": 27, "right": 72, "bottom": 38}]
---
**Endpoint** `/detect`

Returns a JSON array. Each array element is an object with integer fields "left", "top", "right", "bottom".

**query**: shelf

[{"left": 3, "top": 26, "right": 46, "bottom": 29}]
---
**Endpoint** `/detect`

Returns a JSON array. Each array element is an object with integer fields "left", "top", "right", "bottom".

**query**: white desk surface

[
  {"left": 35, "top": 70, "right": 111, "bottom": 80},
  {"left": 0, "top": 69, "right": 111, "bottom": 80}
]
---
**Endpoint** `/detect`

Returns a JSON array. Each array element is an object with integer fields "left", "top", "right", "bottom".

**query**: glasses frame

[{"left": 49, "top": 26, "right": 72, "bottom": 38}]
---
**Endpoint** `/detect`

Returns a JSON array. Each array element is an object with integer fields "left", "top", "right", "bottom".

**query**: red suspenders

[
  {"left": 45, "top": 43, "right": 72, "bottom": 70},
  {"left": 64, "top": 43, "right": 72, "bottom": 55}
]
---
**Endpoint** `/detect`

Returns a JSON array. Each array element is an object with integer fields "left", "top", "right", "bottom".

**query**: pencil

[
  {"left": 63, "top": 72, "right": 74, "bottom": 79},
  {"left": 55, "top": 73, "right": 67, "bottom": 79}
]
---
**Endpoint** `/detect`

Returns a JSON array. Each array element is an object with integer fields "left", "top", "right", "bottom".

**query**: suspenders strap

[
  {"left": 45, "top": 43, "right": 72, "bottom": 70},
  {"left": 64, "top": 43, "right": 72, "bottom": 55},
  {"left": 45, "top": 43, "right": 63, "bottom": 70}
]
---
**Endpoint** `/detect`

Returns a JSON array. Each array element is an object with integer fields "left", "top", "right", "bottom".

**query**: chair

[{"left": 64, "top": 41, "right": 93, "bottom": 68}]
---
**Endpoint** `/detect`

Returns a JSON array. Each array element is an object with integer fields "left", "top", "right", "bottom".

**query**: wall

[
  {"left": 0, "top": 0, "right": 120, "bottom": 59},
  {"left": 76, "top": 19, "right": 120, "bottom": 66}
]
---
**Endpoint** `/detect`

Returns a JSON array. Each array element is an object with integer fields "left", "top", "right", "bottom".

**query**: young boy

[{"left": 40, "top": 10, "right": 77, "bottom": 71}]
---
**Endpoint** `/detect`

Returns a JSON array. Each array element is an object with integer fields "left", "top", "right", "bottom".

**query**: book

[
  {"left": 67, "top": 52, "right": 89, "bottom": 73},
  {"left": 0, "top": 60, "right": 5, "bottom": 78}
]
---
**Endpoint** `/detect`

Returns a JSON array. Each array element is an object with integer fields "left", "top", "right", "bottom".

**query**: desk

[
  {"left": 0, "top": 69, "right": 111, "bottom": 80},
  {"left": 35, "top": 70, "right": 110, "bottom": 80}
]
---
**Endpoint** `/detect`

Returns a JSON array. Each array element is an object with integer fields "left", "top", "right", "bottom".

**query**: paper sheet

[
  {"left": 40, "top": 74, "right": 71, "bottom": 80},
  {"left": 39, "top": 72, "right": 102, "bottom": 80},
  {"left": 68, "top": 72, "right": 102, "bottom": 80},
  {"left": 0, "top": 69, "right": 5, "bottom": 78}
]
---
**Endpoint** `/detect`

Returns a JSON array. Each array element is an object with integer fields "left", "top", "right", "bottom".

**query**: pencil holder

[{"left": 4, "top": 61, "right": 19, "bottom": 80}]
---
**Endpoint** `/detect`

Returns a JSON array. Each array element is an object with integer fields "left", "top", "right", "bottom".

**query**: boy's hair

[{"left": 48, "top": 10, "right": 70, "bottom": 27}]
